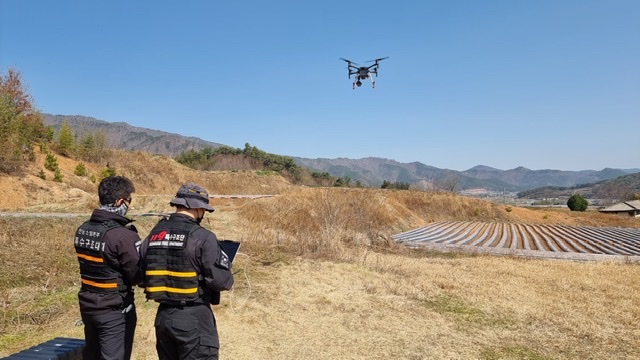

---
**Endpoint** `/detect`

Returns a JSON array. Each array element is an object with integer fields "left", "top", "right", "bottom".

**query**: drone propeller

[
  {"left": 339, "top": 57, "right": 359, "bottom": 65},
  {"left": 366, "top": 56, "right": 389, "bottom": 63}
]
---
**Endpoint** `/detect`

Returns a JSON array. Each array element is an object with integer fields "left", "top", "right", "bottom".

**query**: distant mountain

[
  {"left": 518, "top": 172, "right": 640, "bottom": 200},
  {"left": 459, "top": 165, "right": 633, "bottom": 192},
  {"left": 292, "top": 157, "right": 441, "bottom": 187},
  {"left": 294, "top": 158, "right": 638, "bottom": 192},
  {"left": 43, "top": 114, "right": 639, "bottom": 192},
  {"left": 43, "top": 114, "right": 224, "bottom": 156}
]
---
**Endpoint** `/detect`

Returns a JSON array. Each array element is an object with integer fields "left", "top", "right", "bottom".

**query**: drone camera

[{"left": 356, "top": 80, "right": 362, "bottom": 87}]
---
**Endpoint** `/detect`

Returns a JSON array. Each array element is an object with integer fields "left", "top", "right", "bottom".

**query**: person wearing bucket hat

[
  {"left": 140, "top": 182, "right": 234, "bottom": 359},
  {"left": 169, "top": 183, "right": 215, "bottom": 214}
]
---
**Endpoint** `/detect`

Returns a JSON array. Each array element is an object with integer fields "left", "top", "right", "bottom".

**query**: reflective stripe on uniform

[
  {"left": 146, "top": 270, "right": 197, "bottom": 278},
  {"left": 146, "top": 286, "right": 199, "bottom": 294},
  {"left": 77, "top": 253, "right": 104, "bottom": 263},
  {"left": 81, "top": 278, "right": 118, "bottom": 289}
]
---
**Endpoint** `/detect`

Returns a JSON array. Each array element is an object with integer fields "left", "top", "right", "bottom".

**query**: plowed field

[{"left": 393, "top": 221, "right": 640, "bottom": 262}]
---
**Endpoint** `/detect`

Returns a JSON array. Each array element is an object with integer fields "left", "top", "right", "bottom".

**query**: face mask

[
  {"left": 195, "top": 209, "right": 205, "bottom": 224},
  {"left": 111, "top": 201, "right": 129, "bottom": 217},
  {"left": 100, "top": 201, "right": 129, "bottom": 217},
  {"left": 117, "top": 201, "right": 129, "bottom": 217}
]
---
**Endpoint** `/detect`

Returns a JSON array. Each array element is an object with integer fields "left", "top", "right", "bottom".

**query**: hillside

[
  {"left": 42, "top": 114, "right": 638, "bottom": 192},
  {"left": 0, "top": 147, "right": 294, "bottom": 212}
]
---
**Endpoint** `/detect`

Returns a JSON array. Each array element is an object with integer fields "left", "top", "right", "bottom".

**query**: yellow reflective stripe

[
  {"left": 145, "top": 270, "right": 197, "bottom": 278},
  {"left": 146, "top": 286, "right": 198, "bottom": 294},
  {"left": 82, "top": 278, "right": 117, "bottom": 289},
  {"left": 77, "top": 253, "right": 104, "bottom": 263}
]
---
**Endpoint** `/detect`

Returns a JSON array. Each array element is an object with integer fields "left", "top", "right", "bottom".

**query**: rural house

[{"left": 598, "top": 200, "right": 640, "bottom": 217}]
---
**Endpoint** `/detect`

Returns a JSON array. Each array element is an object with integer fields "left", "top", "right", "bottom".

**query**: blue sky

[{"left": 1, "top": 1, "right": 638, "bottom": 171}]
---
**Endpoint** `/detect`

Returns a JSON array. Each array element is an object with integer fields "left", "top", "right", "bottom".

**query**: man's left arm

[{"left": 198, "top": 231, "right": 234, "bottom": 292}]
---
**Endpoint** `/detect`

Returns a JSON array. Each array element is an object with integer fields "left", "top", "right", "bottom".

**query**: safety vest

[
  {"left": 74, "top": 220, "right": 127, "bottom": 293},
  {"left": 143, "top": 219, "right": 202, "bottom": 304}
]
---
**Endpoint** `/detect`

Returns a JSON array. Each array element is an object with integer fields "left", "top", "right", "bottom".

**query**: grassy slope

[{"left": 1, "top": 149, "right": 639, "bottom": 359}]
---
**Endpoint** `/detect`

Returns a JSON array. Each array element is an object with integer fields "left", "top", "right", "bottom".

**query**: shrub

[
  {"left": 100, "top": 166, "right": 116, "bottom": 180},
  {"left": 381, "top": 180, "right": 410, "bottom": 190},
  {"left": 53, "top": 168, "right": 63, "bottom": 182},
  {"left": 567, "top": 194, "right": 588, "bottom": 212},
  {"left": 45, "top": 126, "right": 55, "bottom": 141},
  {"left": 44, "top": 153, "right": 59, "bottom": 171},
  {"left": 77, "top": 131, "right": 108, "bottom": 162},
  {"left": 74, "top": 163, "right": 88, "bottom": 177},
  {"left": 56, "top": 121, "right": 74, "bottom": 157},
  {"left": 38, "top": 169, "right": 46, "bottom": 180},
  {"left": 256, "top": 170, "right": 274, "bottom": 176}
]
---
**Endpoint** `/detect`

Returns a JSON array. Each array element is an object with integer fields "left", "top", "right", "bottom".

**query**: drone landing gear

[{"left": 352, "top": 75, "right": 376, "bottom": 90}]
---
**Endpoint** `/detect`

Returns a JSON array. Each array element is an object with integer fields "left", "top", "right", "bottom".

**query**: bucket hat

[{"left": 169, "top": 183, "right": 215, "bottom": 212}]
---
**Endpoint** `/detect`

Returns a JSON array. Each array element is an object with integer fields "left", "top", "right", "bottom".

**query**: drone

[{"left": 340, "top": 57, "right": 389, "bottom": 89}]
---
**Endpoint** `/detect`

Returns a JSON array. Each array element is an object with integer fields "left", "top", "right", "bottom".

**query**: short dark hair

[{"left": 98, "top": 176, "right": 135, "bottom": 205}]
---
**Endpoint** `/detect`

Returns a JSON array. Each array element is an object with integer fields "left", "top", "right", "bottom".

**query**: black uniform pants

[
  {"left": 155, "top": 303, "right": 219, "bottom": 360},
  {"left": 81, "top": 305, "right": 137, "bottom": 360}
]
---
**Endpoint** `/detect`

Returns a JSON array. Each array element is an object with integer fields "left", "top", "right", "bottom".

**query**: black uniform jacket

[
  {"left": 77, "top": 209, "right": 142, "bottom": 315},
  {"left": 140, "top": 213, "right": 234, "bottom": 301}
]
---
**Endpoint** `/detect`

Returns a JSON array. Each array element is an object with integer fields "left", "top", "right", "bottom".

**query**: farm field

[{"left": 394, "top": 221, "right": 640, "bottom": 262}]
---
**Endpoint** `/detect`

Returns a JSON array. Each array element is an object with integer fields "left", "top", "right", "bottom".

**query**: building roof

[{"left": 599, "top": 200, "right": 640, "bottom": 213}]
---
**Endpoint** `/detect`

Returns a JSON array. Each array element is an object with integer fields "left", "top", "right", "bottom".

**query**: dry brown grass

[
  {"left": 1, "top": 149, "right": 640, "bottom": 359},
  {"left": 216, "top": 255, "right": 640, "bottom": 359},
  {"left": 237, "top": 188, "right": 399, "bottom": 259}
]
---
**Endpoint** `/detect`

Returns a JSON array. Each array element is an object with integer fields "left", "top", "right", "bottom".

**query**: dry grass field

[{"left": 1, "top": 149, "right": 639, "bottom": 359}]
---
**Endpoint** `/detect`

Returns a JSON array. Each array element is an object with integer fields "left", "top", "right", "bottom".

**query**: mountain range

[
  {"left": 43, "top": 114, "right": 224, "bottom": 156},
  {"left": 43, "top": 114, "right": 639, "bottom": 192}
]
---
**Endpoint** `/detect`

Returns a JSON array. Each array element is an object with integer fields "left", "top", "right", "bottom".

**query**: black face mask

[{"left": 195, "top": 209, "right": 205, "bottom": 224}]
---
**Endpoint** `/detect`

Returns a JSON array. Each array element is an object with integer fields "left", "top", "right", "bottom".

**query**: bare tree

[{"left": 435, "top": 172, "right": 460, "bottom": 193}]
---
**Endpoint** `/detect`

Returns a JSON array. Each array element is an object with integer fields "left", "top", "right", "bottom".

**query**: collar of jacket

[
  {"left": 90, "top": 208, "right": 134, "bottom": 226},
  {"left": 168, "top": 213, "right": 199, "bottom": 224}
]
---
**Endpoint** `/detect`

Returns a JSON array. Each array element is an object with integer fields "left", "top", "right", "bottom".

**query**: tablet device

[{"left": 219, "top": 240, "right": 241, "bottom": 264}]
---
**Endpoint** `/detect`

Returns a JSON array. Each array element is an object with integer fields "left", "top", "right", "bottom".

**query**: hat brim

[{"left": 170, "top": 197, "right": 215, "bottom": 212}]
